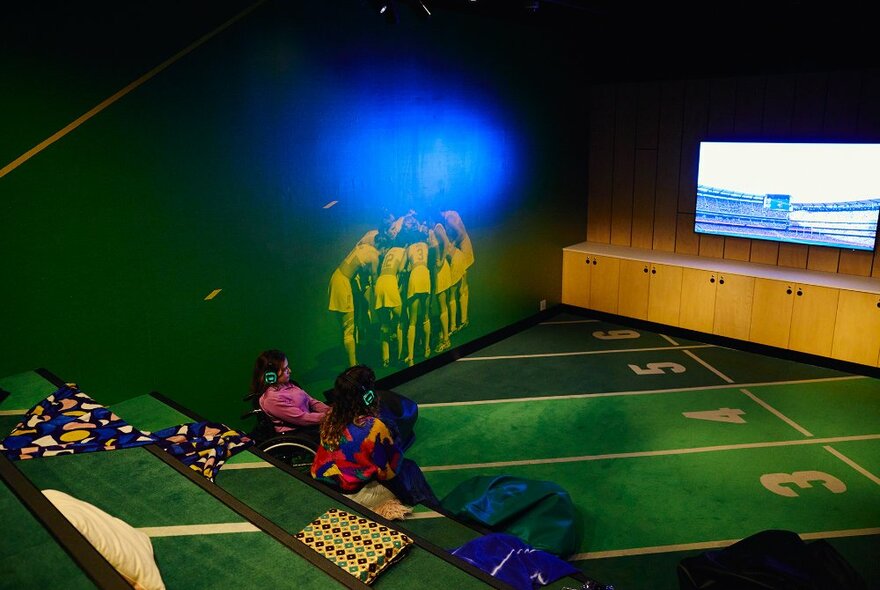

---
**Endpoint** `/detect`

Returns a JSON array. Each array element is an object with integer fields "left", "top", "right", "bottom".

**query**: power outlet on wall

[{"left": 539, "top": 299, "right": 547, "bottom": 311}]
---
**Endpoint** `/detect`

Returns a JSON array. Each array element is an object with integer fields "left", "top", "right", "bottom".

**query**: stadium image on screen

[{"left": 695, "top": 142, "right": 880, "bottom": 251}]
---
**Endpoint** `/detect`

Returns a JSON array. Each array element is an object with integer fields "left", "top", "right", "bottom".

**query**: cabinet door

[
  {"left": 788, "top": 284, "right": 839, "bottom": 356},
  {"left": 562, "top": 250, "right": 591, "bottom": 308},
  {"left": 679, "top": 268, "right": 717, "bottom": 333},
  {"left": 618, "top": 259, "right": 650, "bottom": 319},
  {"left": 749, "top": 278, "right": 794, "bottom": 348},
  {"left": 713, "top": 273, "right": 755, "bottom": 341},
  {"left": 647, "top": 264, "right": 683, "bottom": 326},
  {"left": 831, "top": 290, "right": 880, "bottom": 365},
  {"left": 589, "top": 255, "right": 620, "bottom": 313}
]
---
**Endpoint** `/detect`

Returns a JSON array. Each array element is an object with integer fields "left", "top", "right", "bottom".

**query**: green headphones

[
  {"left": 264, "top": 362, "right": 278, "bottom": 385},
  {"left": 342, "top": 372, "right": 376, "bottom": 407}
]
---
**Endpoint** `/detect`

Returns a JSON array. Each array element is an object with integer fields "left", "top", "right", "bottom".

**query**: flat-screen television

[{"left": 695, "top": 141, "right": 880, "bottom": 252}]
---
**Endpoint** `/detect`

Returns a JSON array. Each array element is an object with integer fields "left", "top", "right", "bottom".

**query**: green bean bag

[{"left": 439, "top": 475, "right": 581, "bottom": 557}]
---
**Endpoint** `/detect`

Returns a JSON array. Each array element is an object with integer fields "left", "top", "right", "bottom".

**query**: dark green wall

[{"left": 1, "top": 0, "right": 589, "bottom": 428}]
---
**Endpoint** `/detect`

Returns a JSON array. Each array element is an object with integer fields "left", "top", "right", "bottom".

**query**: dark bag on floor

[{"left": 677, "top": 529, "right": 867, "bottom": 590}]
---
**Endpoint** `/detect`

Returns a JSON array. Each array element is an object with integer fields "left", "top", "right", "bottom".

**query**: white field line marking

[
  {"left": 538, "top": 319, "right": 600, "bottom": 325},
  {"left": 0, "top": 0, "right": 268, "bottom": 179},
  {"left": 417, "top": 375, "right": 867, "bottom": 409},
  {"left": 682, "top": 349, "right": 734, "bottom": 383},
  {"left": 138, "top": 522, "right": 260, "bottom": 537},
  {"left": 459, "top": 344, "right": 714, "bottom": 361},
  {"left": 203, "top": 289, "right": 222, "bottom": 301},
  {"left": 223, "top": 461, "right": 272, "bottom": 470},
  {"left": 323, "top": 200, "right": 338, "bottom": 208},
  {"left": 419, "top": 433, "right": 880, "bottom": 472},
  {"left": 824, "top": 445, "right": 880, "bottom": 486},
  {"left": 740, "top": 388, "right": 813, "bottom": 437},
  {"left": 569, "top": 527, "right": 880, "bottom": 560},
  {"left": 0, "top": 410, "right": 25, "bottom": 416},
  {"left": 660, "top": 334, "right": 679, "bottom": 346},
  {"left": 406, "top": 511, "right": 442, "bottom": 520}
]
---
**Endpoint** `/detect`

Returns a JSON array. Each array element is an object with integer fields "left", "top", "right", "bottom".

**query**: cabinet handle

[
  {"left": 786, "top": 288, "right": 792, "bottom": 295},
  {"left": 592, "top": 258, "right": 597, "bottom": 265},
  {"left": 709, "top": 277, "right": 715, "bottom": 283},
  {"left": 719, "top": 278, "right": 725, "bottom": 285},
  {"left": 796, "top": 289, "right": 803, "bottom": 296},
  {"left": 651, "top": 267, "right": 656, "bottom": 274},
  {"left": 643, "top": 266, "right": 648, "bottom": 273},
  {"left": 876, "top": 301, "right": 879, "bottom": 309}
]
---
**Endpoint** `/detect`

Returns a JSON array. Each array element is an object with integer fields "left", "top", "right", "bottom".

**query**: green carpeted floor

[
  {"left": 396, "top": 310, "right": 880, "bottom": 589},
  {"left": 3, "top": 307, "right": 878, "bottom": 589}
]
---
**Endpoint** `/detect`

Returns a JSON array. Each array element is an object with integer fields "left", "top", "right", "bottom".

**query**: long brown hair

[
  {"left": 320, "top": 365, "right": 378, "bottom": 451},
  {"left": 249, "top": 349, "right": 287, "bottom": 398}
]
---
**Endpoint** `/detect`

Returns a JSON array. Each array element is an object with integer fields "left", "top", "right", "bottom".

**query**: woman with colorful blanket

[{"left": 311, "top": 364, "right": 437, "bottom": 519}]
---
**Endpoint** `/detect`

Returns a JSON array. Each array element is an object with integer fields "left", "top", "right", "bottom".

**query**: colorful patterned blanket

[{"left": 0, "top": 385, "right": 252, "bottom": 480}]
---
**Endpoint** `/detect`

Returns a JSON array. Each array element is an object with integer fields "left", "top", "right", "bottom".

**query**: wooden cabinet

[
  {"left": 618, "top": 259, "right": 650, "bottom": 319},
  {"left": 647, "top": 263, "right": 683, "bottom": 326},
  {"left": 749, "top": 280, "right": 839, "bottom": 355},
  {"left": 563, "top": 243, "right": 880, "bottom": 368},
  {"left": 589, "top": 255, "right": 620, "bottom": 314},
  {"left": 712, "top": 273, "right": 754, "bottom": 341},
  {"left": 679, "top": 268, "right": 717, "bottom": 333},
  {"left": 562, "top": 250, "right": 591, "bottom": 308},
  {"left": 788, "top": 285, "right": 838, "bottom": 356},
  {"left": 749, "top": 278, "right": 796, "bottom": 348},
  {"left": 831, "top": 290, "right": 880, "bottom": 366}
]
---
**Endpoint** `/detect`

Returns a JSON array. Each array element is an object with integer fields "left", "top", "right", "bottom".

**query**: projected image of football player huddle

[{"left": 328, "top": 210, "right": 474, "bottom": 368}]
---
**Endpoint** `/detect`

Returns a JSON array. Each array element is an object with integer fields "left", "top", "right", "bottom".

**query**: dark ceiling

[{"left": 385, "top": 0, "right": 878, "bottom": 80}]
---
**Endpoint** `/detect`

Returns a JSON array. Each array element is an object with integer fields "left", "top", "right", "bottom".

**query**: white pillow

[{"left": 42, "top": 489, "right": 166, "bottom": 590}]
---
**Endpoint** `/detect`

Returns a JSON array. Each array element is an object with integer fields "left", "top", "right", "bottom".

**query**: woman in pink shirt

[{"left": 249, "top": 349, "right": 330, "bottom": 446}]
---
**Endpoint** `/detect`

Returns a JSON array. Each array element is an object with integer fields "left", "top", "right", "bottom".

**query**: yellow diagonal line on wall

[{"left": 0, "top": 0, "right": 267, "bottom": 179}]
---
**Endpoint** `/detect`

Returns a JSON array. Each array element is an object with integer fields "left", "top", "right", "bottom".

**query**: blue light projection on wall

[{"left": 311, "top": 75, "right": 522, "bottom": 225}]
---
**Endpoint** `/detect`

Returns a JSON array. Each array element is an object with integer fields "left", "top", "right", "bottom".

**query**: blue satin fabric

[{"left": 451, "top": 532, "right": 579, "bottom": 590}]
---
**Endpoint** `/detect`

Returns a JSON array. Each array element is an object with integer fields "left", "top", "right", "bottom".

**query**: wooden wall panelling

[
  {"left": 824, "top": 70, "right": 862, "bottom": 138},
  {"left": 807, "top": 246, "right": 841, "bottom": 273},
  {"left": 750, "top": 241, "right": 780, "bottom": 266},
  {"left": 631, "top": 83, "right": 660, "bottom": 250},
  {"left": 675, "top": 212, "right": 700, "bottom": 255},
  {"left": 698, "top": 234, "right": 725, "bottom": 259},
  {"left": 723, "top": 238, "right": 751, "bottom": 262},
  {"left": 778, "top": 243, "right": 809, "bottom": 269},
  {"left": 707, "top": 77, "right": 737, "bottom": 137},
  {"left": 636, "top": 82, "right": 660, "bottom": 150},
  {"left": 839, "top": 249, "right": 875, "bottom": 277},
  {"left": 610, "top": 83, "right": 638, "bottom": 246},
  {"left": 652, "top": 81, "right": 684, "bottom": 252},
  {"left": 587, "top": 84, "right": 615, "bottom": 243},
  {"left": 792, "top": 72, "right": 828, "bottom": 137},
  {"left": 733, "top": 76, "right": 767, "bottom": 138},
  {"left": 762, "top": 74, "right": 796, "bottom": 139},
  {"left": 700, "top": 78, "right": 736, "bottom": 259},
  {"left": 631, "top": 149, "right": 657, "bottom": 250},
  {"left": 678, "top": 79, "right": 709, "bottom": 216}
]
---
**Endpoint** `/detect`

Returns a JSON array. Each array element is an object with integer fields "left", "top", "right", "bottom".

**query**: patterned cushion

[{"left": 296, "top": 508, "right": 413, "bottom": 584}]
